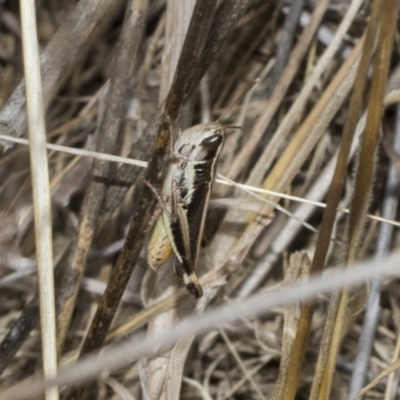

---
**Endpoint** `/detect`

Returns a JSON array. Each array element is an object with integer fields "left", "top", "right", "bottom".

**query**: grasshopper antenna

[
  {"left": 216, "top": 78, "right": 260, "bottom": 124},
  {"left": 224, "top": 125, "right": 243, "bottom": 131}
]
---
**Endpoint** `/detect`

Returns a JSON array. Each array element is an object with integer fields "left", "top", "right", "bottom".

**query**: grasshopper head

[{"left": 175, "top": 123, "right": 225, "bottom": 162}]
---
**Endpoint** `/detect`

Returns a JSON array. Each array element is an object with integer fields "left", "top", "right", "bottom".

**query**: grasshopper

[{"left": 147, "top": 122, "right": 226, "bottom": 298}]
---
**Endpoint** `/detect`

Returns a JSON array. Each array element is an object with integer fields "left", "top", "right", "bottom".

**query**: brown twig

[{"left": 55, "top": 0, "right": 148, "bottom": 357}]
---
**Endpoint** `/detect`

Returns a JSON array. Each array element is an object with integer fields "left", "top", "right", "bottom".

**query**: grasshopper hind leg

[{"left": 174, "top": 259, "right": 203, "bottom": 298}]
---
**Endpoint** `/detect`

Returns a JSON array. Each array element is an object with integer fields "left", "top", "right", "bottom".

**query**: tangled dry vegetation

[{"left": 1, "top": 0, "right": 400, "bottom": 399}]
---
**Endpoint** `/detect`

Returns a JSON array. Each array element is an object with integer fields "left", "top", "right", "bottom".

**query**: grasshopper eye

[{"left": 201, "top": 134, "right": 223, "bottom": 148}]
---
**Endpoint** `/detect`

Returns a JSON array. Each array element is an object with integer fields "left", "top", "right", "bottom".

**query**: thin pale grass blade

[
  {"left": 4, "top": 252, "right": 400, "bottom": 400},
  {"left": 3, "top": 132, "right": 400, "bottom": 231},
  {"left": 0, "top": 135, "right": 148, "bottom": 167},
  {"left": 314, "top": 1, "right": 397, "bottom": 398},
  {"left": 3, "top": 134, "right": 400, "bottom": 229},
  {"left": 219, "top": 175, "right": 316, "bottom": 235},
  {"left": 19, "top": 0, "right": 58, "bottom": 399}
]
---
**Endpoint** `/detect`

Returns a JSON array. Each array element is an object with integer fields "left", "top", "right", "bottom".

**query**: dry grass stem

[{"left": 19, "top": 1, "right": 58, "bottom": 399}]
